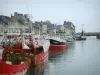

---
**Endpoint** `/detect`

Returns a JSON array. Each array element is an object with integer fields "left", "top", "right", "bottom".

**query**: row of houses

[
  {"left": 33, "top": 21, "right": 76, "bottom": 36},
  {"left": 0, "top": 12, "right": 75, "bottom": 36},
  {"left": 0, "top": 12, "right": 33, "bottom": 33}
]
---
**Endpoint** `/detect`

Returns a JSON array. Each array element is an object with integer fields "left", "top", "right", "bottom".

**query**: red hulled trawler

[
  {"left": 0, "top": 28, "right": 50, "bottom": 75},
  {"left": 48, "top": 34, "right": 67, "bottom": 57}
]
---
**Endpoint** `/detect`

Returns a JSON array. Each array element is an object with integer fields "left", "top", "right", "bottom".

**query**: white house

[{"left": 42, "top": 24, "right": 47, "bottom": 34}]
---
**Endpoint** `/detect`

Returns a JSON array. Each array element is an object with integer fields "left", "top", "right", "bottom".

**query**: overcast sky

[{"left": 0, "top": 0, "right": 100, "bottom": 32}]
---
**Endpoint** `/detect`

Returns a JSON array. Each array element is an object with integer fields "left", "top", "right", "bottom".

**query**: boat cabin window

[{"left": 35, "top": 38, "right": 38, "bottom": 40}]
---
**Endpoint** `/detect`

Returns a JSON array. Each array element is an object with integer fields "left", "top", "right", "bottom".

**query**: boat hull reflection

[{"left": 26, "top": 60, "right": 48, "bottom": 75}]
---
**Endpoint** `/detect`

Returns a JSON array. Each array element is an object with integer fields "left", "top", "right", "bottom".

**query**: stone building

[
  {"left": 0, "top": 15, "right": 14, "bottom": 34},
  {"left": 56, "top": 25, "right": 65, "bottom": 34},
  {"left": 0, "top": 12, "right": 33, "bottom": 34},
  {"left": 33, "top": 21, "right": 56, "bottom": 35},
  {"left": 63, "top": 21, "right": 75, "bottom": 36},
  {"left": 10, "top": 12, "right": 33, "bottom": 32},
  {"left": 33, "top": 22, "right": 42, "bottom": 35}
]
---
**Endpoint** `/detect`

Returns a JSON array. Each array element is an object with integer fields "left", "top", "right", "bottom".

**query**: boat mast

[
  {"left": 54, "top": 24, "right": 57, "bottom": 34},
  {"left": 81, "top": 24, "right": 84, "bottom": 36}
]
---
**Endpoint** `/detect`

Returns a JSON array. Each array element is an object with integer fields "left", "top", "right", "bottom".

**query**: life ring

[{"left": 35, "top": 40, "right": 38, "bottom": 46}]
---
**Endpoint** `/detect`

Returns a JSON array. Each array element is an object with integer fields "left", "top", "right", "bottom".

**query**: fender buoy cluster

[{"left": 34, "top": 40, "right": 39, "bottom": 48}]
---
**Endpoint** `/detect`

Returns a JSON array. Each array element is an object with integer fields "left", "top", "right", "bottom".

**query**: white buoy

[
  {"left": 6, "top": 61, "right": 12, "bottom": 65},
  {"left": 21, "top": 62, "right": 24, "bottom": 64}
]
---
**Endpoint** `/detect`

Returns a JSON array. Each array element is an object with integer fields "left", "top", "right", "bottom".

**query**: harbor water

[{"left": 27, "top": 36, "right": 100, "bottom": 75}]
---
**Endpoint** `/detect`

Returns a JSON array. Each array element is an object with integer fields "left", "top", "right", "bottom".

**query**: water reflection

[
  {"left": 26, "top": 62, "right": 49, "bottom": 75},
  {"left": 25, "top": 37, "right": 100, "bottom": 75},
  {"left": 44, "top": 37, "right": 100, "bottom": 75}
]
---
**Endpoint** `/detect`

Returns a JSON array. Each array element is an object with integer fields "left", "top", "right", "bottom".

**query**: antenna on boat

[
  {"left": 20, "top": 28, "right": 29, "bottom": 49},
  {"left": 82, "top": 24, "right": 84, "bottom": 32}
]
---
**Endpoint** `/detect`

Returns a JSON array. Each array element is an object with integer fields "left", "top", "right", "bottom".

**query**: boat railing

[
  {"left": 4, "top": 48, "right": 31, "bottom": 52},
  {"left": 0, "top": 45, "right": 3, "bottom": 60}
]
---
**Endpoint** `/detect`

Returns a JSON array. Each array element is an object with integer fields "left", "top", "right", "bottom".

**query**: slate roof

[
  {"left": 47, "top": 24, "right": 55, "bottom": 30},
  {"left": 0, "top": 15, "right": 13, "bottom": 25},
  {"left": 63, "top": 21, "right": 75, "bottom": 30},
  {"left": 56, "top": 25, "right": 62, "bottom": 31},
  {"left": 33, "top": 22, "right": 42, "bottom": 28},
  {"left": 63, "top": 21, "right": 72, "bottom": 28},
  {"left": 13, "top": 12, "right": 31, "bottom": 25}
]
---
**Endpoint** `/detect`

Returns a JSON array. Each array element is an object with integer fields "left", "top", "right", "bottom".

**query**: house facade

[
  {"left": 63, "top": 21, "right": 75, "bottom": 36},
  {"left": 0, "top": 15, "right": 14, "bottom": 34}
]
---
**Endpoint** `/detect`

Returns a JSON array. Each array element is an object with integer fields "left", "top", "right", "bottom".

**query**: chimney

[
  {"left": 20, "top": 14, "right": 23, "bottom": 16},
  {"left": 14, "top": 12, "right": 18, "bottom": 16},
  {"left": 11, "top": 14, "right": 14, "bottom": 19}
]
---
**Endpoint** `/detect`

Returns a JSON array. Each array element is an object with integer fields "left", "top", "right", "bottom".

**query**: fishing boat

[
  {"left": 76, "top": 31, "right": 86, "bottom": 40},
  {"left": 26, "top": 34, "right": 50, "bottom": 66},
  {"left": 76, "top": 25, "right": 86, "bottom": 40},
  {"left": 0, "top": 30, "right": 32, "bottom": 75},
  {"left": 48, "top": 34, "right": 67, "bottom": 57},
  {"left": 0, "top": 28, "right": 50, "bottom": 75},
  {"left": 97, "top": 35, "right": 100, "bottom": 39}
]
